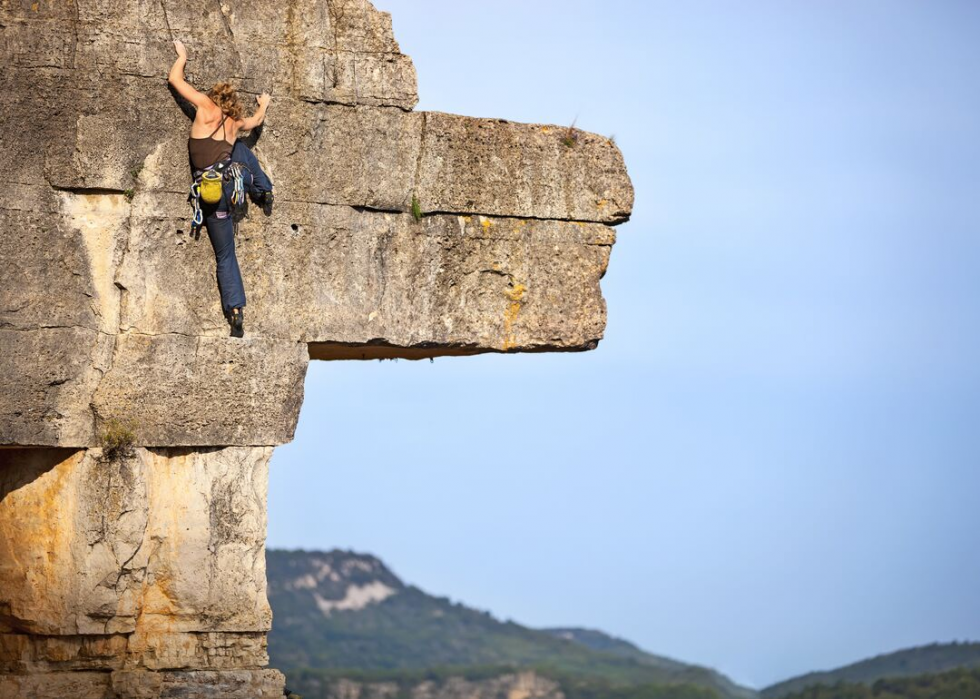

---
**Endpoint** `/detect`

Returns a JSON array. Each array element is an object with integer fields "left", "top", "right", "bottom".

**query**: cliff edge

[{"left": 0, "top": 1, "right": 633, "bottom": 697}]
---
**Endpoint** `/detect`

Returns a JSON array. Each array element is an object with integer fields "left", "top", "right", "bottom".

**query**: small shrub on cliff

[
  {"left": 561, "top": 119, "right": 580, "bottom": 148},
  {"left": 99, "top": 417, "right": 138, "bottom": 459}
]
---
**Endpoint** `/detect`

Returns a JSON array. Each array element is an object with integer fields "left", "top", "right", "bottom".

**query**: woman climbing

[{"left": 168, "top": 39, "right": 274, "bottom": 338}]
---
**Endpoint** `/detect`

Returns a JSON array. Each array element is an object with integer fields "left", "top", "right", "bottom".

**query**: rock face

[{"left": 0, "top": 1, "right": 632, "bottom": 696}]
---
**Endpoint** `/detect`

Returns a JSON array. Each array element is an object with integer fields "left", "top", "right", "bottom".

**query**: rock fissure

[{"left": 158, "top": 0, "right": 174, "bottom": 41}]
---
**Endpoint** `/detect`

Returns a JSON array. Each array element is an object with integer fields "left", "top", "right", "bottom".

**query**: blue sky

[{"left": 268, "top": 1, "right": 980, "bottom": 688}]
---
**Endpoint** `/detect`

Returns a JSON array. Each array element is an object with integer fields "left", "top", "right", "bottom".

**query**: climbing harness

[{"left": 187, "top": 158, "right": 253, "bottom": 236}]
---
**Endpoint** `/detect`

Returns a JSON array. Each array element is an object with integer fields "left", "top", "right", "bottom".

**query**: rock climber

[{"left": 168, "top": 39, "right": 274, "bottom": 339}]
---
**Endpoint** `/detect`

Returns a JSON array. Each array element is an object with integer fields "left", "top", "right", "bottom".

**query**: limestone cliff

[{"left": 0, "top": 1, "right": 633, "bottom": 697}]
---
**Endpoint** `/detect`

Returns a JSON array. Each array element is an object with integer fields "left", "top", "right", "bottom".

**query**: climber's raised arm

[
  {"left": 239, "top": 93, "right": 271, "bottom": 132},
  {"left": 168, "top": 40, "right": 210, "bottom": 109}
]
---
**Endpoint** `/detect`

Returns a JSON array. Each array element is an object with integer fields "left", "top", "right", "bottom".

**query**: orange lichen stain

[
  {"left": 31, "top": 2, "right": 39, "bottom": 11},
  {"left": 11, "top": 453, "right": 74, "bottom": 563},
  {"left": 596, "top": 199, "right": 608, "bottom": 208},
  {"left": 505, "top": 283, "right": 526, "bottom": 303},
  {"left": 480, "top": 218, "right": 492, "bottom": 234},
  {"left": 0, "top": 451, "right": 82, "bottom": 624},
  {"left": 502, "top": 282, "right": 527, "bottom": 351},
  {"left": 131, "top": 581, "right": 180, "bottom": 650},
  {"left": 541, "top": 127, "right": 551, "bottom": 134}
]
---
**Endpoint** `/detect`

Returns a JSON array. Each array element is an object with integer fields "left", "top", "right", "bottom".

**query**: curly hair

[{"left": 207, "top": 82, "right": 244, "bottom": 121}]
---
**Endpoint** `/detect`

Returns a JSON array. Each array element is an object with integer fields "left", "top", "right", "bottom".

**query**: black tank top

[{"left": 188, "top": 115, "right": 233, "bottom": 171}]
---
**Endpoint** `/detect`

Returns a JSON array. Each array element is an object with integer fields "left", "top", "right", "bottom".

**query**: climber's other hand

[
  {"left": 173, "top": 40, "right": 187, "bottom": 59},
  {"left": 257, "top": 93, "right": 272, "bottom": 109}
]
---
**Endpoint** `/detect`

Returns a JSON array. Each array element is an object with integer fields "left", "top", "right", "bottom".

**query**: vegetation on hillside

[
  {"left": 763, "top": 642, "right": 980, "bottom": 698},
  {"left": 267, "top": 550, "right": 751, "bottom": 699},
  {"left": 284, "top": 665, "right": 722, "bottom": 699},
  {"left": 778, "top": 667, "right": 980, "bottom": 699}
]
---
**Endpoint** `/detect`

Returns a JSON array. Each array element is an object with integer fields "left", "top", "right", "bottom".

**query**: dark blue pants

[
  {"left": 203, "top": 193, "right": 245, "bottom": 312},
  {"left": 202, "top": 142, "right": 273, "bottom": 313},
  {"left": 232, "top": 141, "right": 273, "bottom": 198}
]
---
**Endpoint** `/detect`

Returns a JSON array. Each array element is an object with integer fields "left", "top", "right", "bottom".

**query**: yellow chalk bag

[{"left": 200, "top": 170, "right": 223, "bottom": 204}]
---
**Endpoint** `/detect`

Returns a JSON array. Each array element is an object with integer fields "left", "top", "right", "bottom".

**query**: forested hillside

[
  {"left": 777, "top": 667, "right": 980, "bottom": 699},
  {"left": 267, "top": 549, "right": 754, "bottom": 699},
  {"left": 763, "top": 642, "right": 980, "bottom": 698}
]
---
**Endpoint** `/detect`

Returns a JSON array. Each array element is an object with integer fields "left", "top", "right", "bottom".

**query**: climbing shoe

[
  {"left": 261, "top": 191, "right": 274, "bottom": 217},
  {"left": 228, "top": 308, "right": 245, "bottom": 338}
]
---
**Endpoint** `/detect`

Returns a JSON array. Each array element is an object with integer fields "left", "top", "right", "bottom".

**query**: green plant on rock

[
  {"left": 99, "top": 417, "right": 138, "bottom": 460},
  {"left": 123, "top": 188, "right": 135, "bottom": 201},
  {"left": 561, "top": 118, "right": 580, "bottom": 148},
  {"left": 411, "top": 193, "right": 423, "bottom": 222}
]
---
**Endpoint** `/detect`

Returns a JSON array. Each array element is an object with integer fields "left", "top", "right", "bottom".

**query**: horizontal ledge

[{"left": 308, "top": 340, "right": 599, "bottom": 361}]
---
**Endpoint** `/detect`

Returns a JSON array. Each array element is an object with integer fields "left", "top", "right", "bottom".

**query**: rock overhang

[
  {"left": 1, "top": 1, "right": 632, "bottom": 695},
  {"left": 1, "top": 0, "right": 632, "bottom": 450}
]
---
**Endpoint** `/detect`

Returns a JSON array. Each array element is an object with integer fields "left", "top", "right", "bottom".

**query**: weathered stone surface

[
  {"left": 0, "top": 328, "right": 112, "bottom": 446},
  {"left": 0, "top": 0, "right": 417, "bottom": 110},
  {"left": 92, "top": 335, "right": 309, "bottom": 446},
  {"left": 2, "top": 182, "right": 612, "bottom": 446},
  {"left": 120, "top": 196, "right": 615, "bottom": 348},
  {"left": 0, "top": 668, "right": 286, "bottom": 699},
  {"left": 0, "top": 187, "right": 310, "bottom": 447},
  {"left": 1, "top": 328, "right": 309, "bottom": 448},
  {"left": 0, "top": 631, "right": 268, "bottom": 674},
  {"left": 417, "top": 112, "right": 633, "bottom": 224},
  {"left": 108, "top": 668, "right": 286, "bottom": 698},
  {"left": 1, "top": 448, "right": 272, "bottom": 659},
  {"left": 253, "top": 102, "right": 423, "bottom": 211},
  {"left": 0, "top": 671, "right": 111, "bottom": 699}
]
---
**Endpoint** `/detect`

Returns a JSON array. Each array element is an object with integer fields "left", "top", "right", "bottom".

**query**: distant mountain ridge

[
  {"left": 544, "top": 628, "right": 694, "bottom": 673},
  {"left": 267, "top": 549, "right": 756, "bottom": 699},
  {"left": 762, "top": 641, "right": 980, "bottom": 698},
  {"left": 542, "top": 627, "right": 755, "bottom": 699},
  {"left": 266, "top": 549, "right": 980, "bottom": 699}
]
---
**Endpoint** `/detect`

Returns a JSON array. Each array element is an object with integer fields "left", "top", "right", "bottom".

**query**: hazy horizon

[{"left": 269, "top": 1, "right": 980, "bottom": 688}]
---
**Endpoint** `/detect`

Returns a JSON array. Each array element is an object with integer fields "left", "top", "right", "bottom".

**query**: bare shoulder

[
  {"left": 198, "top": 99, "right": 222, "bottom": 122},
  {"left": 223, "top": 118, "right": 252, "bottom": 142},
  {"left": 189, "top": 100, "right": 223, "bottom": 136}
]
